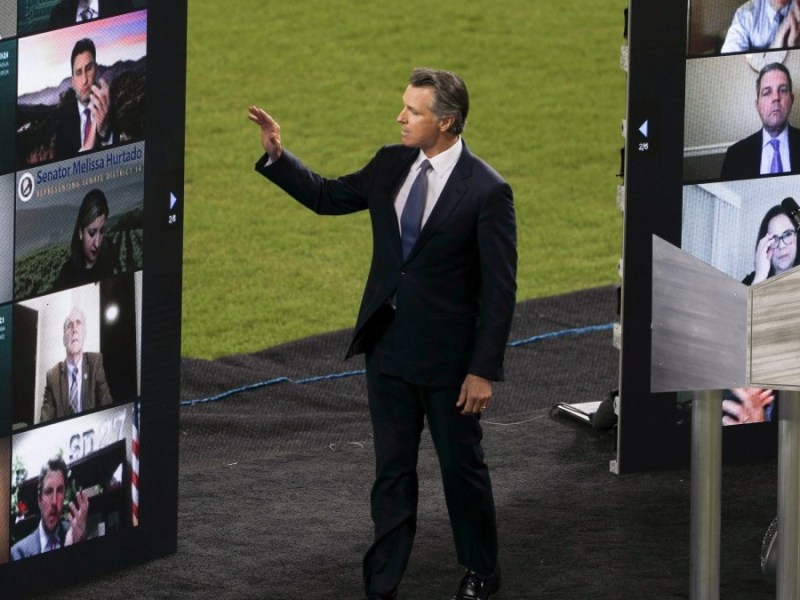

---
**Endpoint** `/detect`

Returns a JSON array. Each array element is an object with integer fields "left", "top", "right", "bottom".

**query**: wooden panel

[
  {"left": 749, "top": 266, "right": 800, "bottom": 390},
  {"left": 651, "top": 236, "right": 747, "bottom": 392}
]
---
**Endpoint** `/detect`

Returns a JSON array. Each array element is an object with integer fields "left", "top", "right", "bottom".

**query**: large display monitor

[
  {"left": 619, "top": 0, "right": 796, "bottom": 472},
  {"left": 0, "top": 1, "right": 185, "bottom": 593}
]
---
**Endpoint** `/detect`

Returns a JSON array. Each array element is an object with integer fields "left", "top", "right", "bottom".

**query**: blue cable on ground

[
  {"left": 506, "top": 322, "right": 614, "bottom": 347},
  {"left": 181, "top": 322, "right": 615, "bottom": 407}
]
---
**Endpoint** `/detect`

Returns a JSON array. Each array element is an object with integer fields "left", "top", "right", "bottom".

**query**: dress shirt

[
  {"left": 76, "top": 0, "right": 99, "bottom": 21},
  {"left": 760, "top": 126, "right": 791, "bottom": 173},
  {"left": 78, "top": 101, "right": 91, "bottom": 147},
  {"left": 394, "top": 137, "right": 462, "bottom": 231},
  {"left": 38, "top": 521, "right": 60, "bottom": 553},
  {"left": 721, "top": 0, "right": 794, "bottom": 53},
  {"left": 76, "top": 98, "right": 113, "bottom": 148}
]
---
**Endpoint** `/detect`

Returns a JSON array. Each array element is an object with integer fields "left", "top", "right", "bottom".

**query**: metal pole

[
  {"left": 778, "top": 390, "right": 800, "bottom": 600},
  {"left": 690, "top": 389, "right": 722, "bottom": 600}
]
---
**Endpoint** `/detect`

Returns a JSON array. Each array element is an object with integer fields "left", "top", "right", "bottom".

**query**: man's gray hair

[{"left": 409, "top": 67, "right": 469, "bottom": 135}]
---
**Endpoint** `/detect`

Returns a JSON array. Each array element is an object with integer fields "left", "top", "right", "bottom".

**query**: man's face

[
  {"left": 757, "top": 69, "right": 794, "bottom": 136},
  {"left": 396, "top": 85, "right": 449, "bottom": 152},
  {"left": 63, "top": 309, "right": 86, "bottom": 358},
  {"left": 71, "top": 50, "right": 96, "bottom": 105},
  {"left": 38, "top": 470, "right": 65, "bottom": 534}
]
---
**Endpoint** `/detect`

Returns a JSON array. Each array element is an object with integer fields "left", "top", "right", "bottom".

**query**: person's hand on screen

[
  {"left": 64, "top": 490, "right": 90, "bottom": 546},
  {"left": 772, "top": 5, "right": 800, "bottom": 49},
  {"left": 722, "top": 387, "right": 774, "bottom": 425},
  {"left": 90, "top": 78, "right": 111, "bottom": 140},
  {"left": 753, "top": 231, "right": 775, "bottom": 284}
]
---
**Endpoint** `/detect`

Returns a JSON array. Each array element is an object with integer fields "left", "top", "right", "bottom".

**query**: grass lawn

[{"left": 182, "top": 1, "right": 626, "bottom": 359}]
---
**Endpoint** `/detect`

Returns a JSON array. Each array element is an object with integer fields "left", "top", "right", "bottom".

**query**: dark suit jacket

[
  {"left": 256, "top": 143, "right": 517, "bottom": 387},
  {"left": 53, "top": 93, "right": 82, "bottom": 161},
  {"left": 49, "top": 0, "right": 134, "bottom": 28},
  {"left": 720, "top": 125, "right": 800, "bottom": 180},
  {"left": 40, "top": 352, "right": 113, "bottom": 422}
]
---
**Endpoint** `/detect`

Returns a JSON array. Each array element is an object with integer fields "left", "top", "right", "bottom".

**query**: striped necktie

[{"left": 69, "top": 369, "right": 80, "bottom": 414}]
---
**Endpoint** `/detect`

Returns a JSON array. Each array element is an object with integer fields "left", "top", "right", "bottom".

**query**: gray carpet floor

[{"left": 35, "top": 286, "right": 777, "bottom": 599}]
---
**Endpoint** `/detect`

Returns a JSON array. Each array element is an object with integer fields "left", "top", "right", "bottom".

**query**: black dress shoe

[{"left": 452, "top": 565, "right": 501, "bottom": 599}]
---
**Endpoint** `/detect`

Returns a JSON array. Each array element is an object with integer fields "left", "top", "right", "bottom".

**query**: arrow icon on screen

[
  {"left": 639, "top": 120, "right": 648, "bottom": 138},
  {"left": 170, "top": 192, "right": 178, "bottom": 210}
]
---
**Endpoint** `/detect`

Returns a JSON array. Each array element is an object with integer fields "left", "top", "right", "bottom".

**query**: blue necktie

[
  {"left": 770, "top": 138, "right": 784, "bottom": 174},
  {"left": 400, "top": 160, "right": 432, "bottom": 259}
]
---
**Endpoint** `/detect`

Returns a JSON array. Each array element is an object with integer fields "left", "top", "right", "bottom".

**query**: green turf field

[{"left": 182, "top": 1, "right": 626, "bottom": 359}]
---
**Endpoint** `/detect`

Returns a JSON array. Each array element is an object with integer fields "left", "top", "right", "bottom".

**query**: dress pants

[{"left": 362, "top": 323, "right": 498, "bottom": 596}]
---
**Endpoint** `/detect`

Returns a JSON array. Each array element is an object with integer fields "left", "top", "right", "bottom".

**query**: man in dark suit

[
  {"left": 11, "top": 457, "right": 89, "bottom": 560},
  {"left": 40, "top": 306, "right": 113, "bottom": 423},
  {"left": 722, "top": 62, "right": 800, "bottom": 180},
  {"left": 249, "top": 68, "right": 516, "bottom": 600},
  {"left": 48, "top": 0, "right": 133, "bottom": 29},
  {"left": 53, "top": 38, "right": 114, "bottom": 161}
]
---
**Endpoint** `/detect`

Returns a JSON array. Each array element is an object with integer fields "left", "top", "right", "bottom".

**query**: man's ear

[{"left": 439, "top": 116, "right": 455, "bottom": 132}]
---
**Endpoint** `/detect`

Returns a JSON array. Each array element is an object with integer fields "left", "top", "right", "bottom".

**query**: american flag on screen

[{"left": 132, "top": 401, "right": 140, "bottom": 527}]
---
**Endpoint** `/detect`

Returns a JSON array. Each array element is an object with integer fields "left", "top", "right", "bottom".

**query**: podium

[{"left": 651, "top": 236, "right": 800, "bottom": 599}]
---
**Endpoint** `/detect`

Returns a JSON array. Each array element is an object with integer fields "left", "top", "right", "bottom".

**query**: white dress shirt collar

[
  {"left": 417, "top": 136, "right": 463, "bottom": 180},
  {"left": 76, "top": 0, "right": 100, "bottom": 21}
]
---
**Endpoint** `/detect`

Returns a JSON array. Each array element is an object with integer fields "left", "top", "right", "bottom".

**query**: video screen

[
  {"left": 15, "top": 9, "right": 146, "bottom": 169},
  {"left": 12, "top": 272, "right": 142, "bottom": 428},
  {"left": 0, "top": 38, "right": 18, "bottom": 176},
  {"left": 684, "top": 49, "right": 800, "bottom": 182},
  {"left": 0, "top": 3, "right": 16, "bottom": 39},
  {"left": 0, "top": 0, "right": 183, "bottom": 593},
  {"left": 619, "top": 1, "right": 790, "bottom": 470},
  {"left": 17, "top": 0, "right": 145, "bottom": 38},
  {"left": 9, "top": 403, "right": 139, "bottom": 563},
  {"left": 688, "top": 0, "right": 800, "bottom": 56},
  {"left": 682, "top": 177, "right": 800, "bottom": 425},
  {"left": 14, "top": 141, "right": 144, "bottom": 300},
  {"left": 0, "top": 174, "right": 14, "bottom": 304}
]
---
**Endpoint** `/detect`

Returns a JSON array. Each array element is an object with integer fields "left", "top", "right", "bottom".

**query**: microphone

[{"left": 781, "top": 197, "right": 800, "bottom": 230}]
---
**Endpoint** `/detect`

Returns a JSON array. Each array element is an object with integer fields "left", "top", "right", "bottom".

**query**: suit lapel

[
  {"left": 383, "top": 149, "right": 418, "bottom": 262},
  {"left": 59, "top": 361, "right": 69, "bottom": 411},
  {"left": 405, "top": 145, "right": 473, "bottom": 261},
  {"left": 789, "top": 126, "right": 800, "bottom": 173}
]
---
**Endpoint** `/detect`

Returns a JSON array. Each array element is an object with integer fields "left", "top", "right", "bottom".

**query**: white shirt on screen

[
  {"left": 38, "top": 521, "right": 60, "bottom": 553},
  {"left": 76, "top": 0, "right": 100, "bottom": 22},
  {"left": 721, "top": 0, "right": 795, "bottom": 53}
]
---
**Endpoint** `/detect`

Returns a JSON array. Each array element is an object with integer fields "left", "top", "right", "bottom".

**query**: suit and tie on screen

[
  {"left": 40, "top": 306, "right": 112, "bottom": 423},
  {"left": 48, "top": 0, "right": 134, "bottom": 29},
  {"left": 721, "top": 62, "right": 800, "bottom": 179}
]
